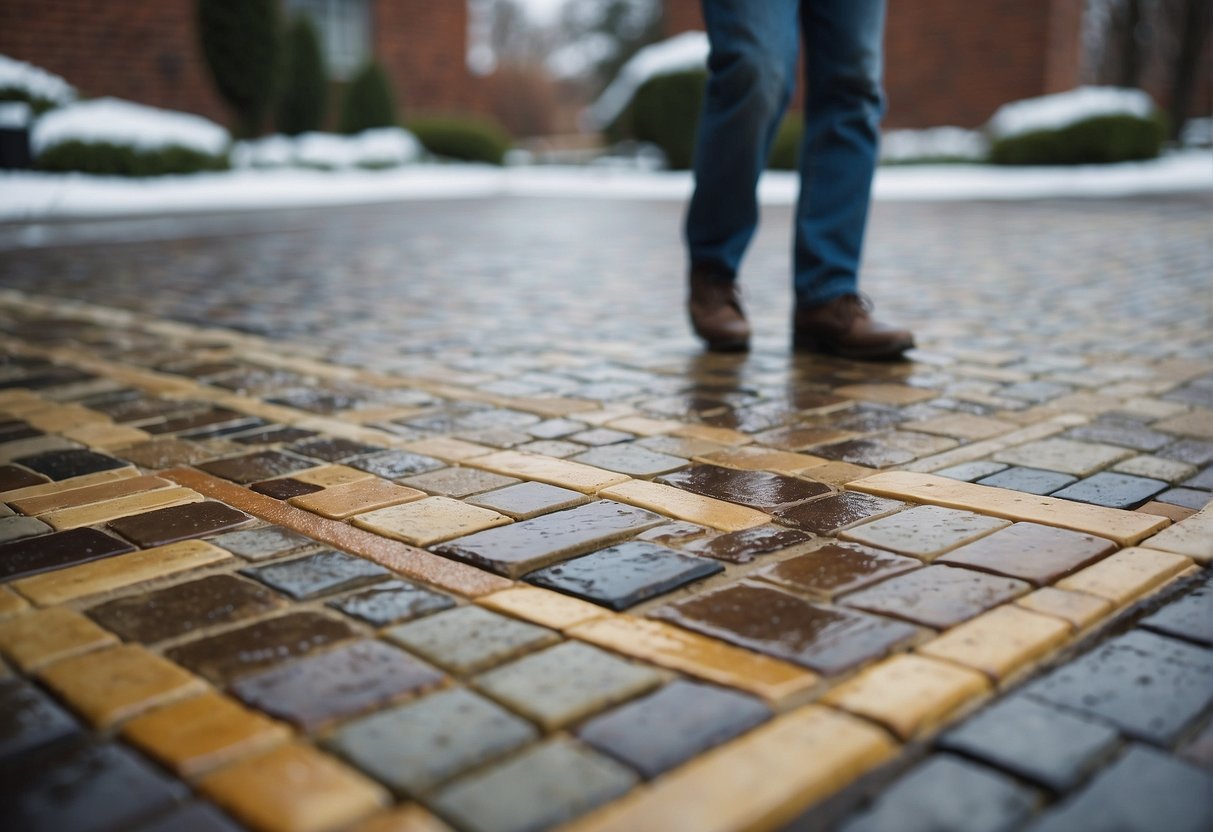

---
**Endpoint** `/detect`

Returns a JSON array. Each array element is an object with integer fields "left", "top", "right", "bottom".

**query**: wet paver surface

[{"left": 0, "top": 192, "right": 1210, "bottom": 831}]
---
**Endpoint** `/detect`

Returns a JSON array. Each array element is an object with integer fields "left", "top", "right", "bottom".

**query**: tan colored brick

[
  {"left": 835, "top": 384, "right": 936, "bottom": 405},
  {"left": 465, "top": 450, "right": 630, "bottom": 493},
  {"left": 24, "top": 404, "right": 111, "bottom": 432},
  {"left": 291, "top": 465, "right": 375, "bottom": 489},
  {"left": 598, "top": 479, "right": 770, "bottom": 532},
  {"left": 39, "top": 644, "right": 205, "bottom": 727},
  {"left": 1139, "top": 505, "right": 1213, "bottom": 564},
  {"left": 563, "top": 705, "right": 895, "bottom": 832},
  {"left": 289, "top": 478, "right": 426, "bottom": 520},
  {"left": 902, "top": 413, "right": 1019, "bottom": 441},
  {"left": 1015, "top": 587, "right": 1113, "bottom": 630},
  {"left": 1154, "top": 409, "right": 1213, "bottom": 439},
  {"left": 123, "top": 691, "right": 291, "bottom": 777},
  {"left": 478, "top": 586, "right": 610, "bottom": 631},
  {"left": 697, "top": 445, "right": 827, "bottom": 474},
  {"left": 569, "top": 616, "right": 817, "bottom": 707},
  {"left": 916, "top": 605, "right": 1070, "bottom": 681},
  {"left": 1055, "top": 547, "right": 1193, "bottom": 606},
  {"left": 40, "top": 486, "right": 203, "bottom": 531},
  {"left": 673, "top": 424, "right": 754, "bottom": 446},
  {"left": 0, "top": 466, "right": 139, "bottom": 502},
  {"left": 0, "top": 606, "right": 118, "bottom": 671},
  {"left": 0, "top": 586, "right": 30, "bottom": 619},
  {"left": 1137, "top": 501, "right": 1196, "bottom": 523},
  {"left": 200, "top": 743, "right": 388, "bottom": 832},
  {"left": 348, "top": 806, "right": 454, "bottom": 832},
  {"left": 13, "top": 540, "right": 231, "bottom": 606},
  {"left": 849, "top": 471, "right": 1167, "bottom": 545},
  {"left": 60, "top": 422, "right": 152, "bottom": 451},
  {"left": 821, "top": 654, "right": 990, "bottom": 739},
  {"left": 351, "top": 496, "right": 511, "bottom": 547},
  {"left": 603, "top": 416, "right": 682, "bottom": 436},
  {"left": 10, "top": 474, "right": 175, "bottom": 516},
  {"left": 992, "top": 438, "right": 1132, "bottom": 477},
  {"left": 811, "top": 461, "right": 878, "bottom": 486},
  {"left": 401, "top": 437, "right": 495, "bottom": 462}
]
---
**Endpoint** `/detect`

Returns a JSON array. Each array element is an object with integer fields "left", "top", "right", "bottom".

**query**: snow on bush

[
  {"left": 0, "top": 54, "right": 76, "bottom": 110},
  {"left": 987, "top": 86, "right": 1155, "bottom": 139},
  {"left": 881, "top": 126, "right": 989, "bottom": 164},
  {"left": 232, "top": 127, "right": 423, "bottom": 170},
  {"left": 586, "top": 31, "right": 708, "bottom": 129},
  {"left": 0, "top": 101, "right": 32, "bottom": 129},
  {"left": 31, "top": 98, "right": 230, "bottom": 156}
]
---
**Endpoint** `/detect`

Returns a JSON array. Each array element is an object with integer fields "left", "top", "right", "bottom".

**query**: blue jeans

[{"left": 685, "top": 0, "right": 887, "bottom": 307}]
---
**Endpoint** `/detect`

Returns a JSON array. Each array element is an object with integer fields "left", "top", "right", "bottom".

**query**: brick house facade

[{"left": 0, "top": 0, "right": 479, "bottom": 129}]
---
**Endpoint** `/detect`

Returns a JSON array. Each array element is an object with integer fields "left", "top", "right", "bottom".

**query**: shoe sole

[
  {"left": 704, "top": 338, "right": 750, "bottom": 353},
  {"left": 792, "top": 333, "right": 915, "bottom": 361}
]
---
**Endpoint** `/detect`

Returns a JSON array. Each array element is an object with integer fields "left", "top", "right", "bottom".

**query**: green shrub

[
  {"left": 0, "top": 87, "right": 61, "bottom": 115},
  {"left": 197, "top": 0, "right": 281, "bottom": 137},
  {"left": 627, "top": 69, "right": 706, "bottom": 170},
  {"left": 36, "top": 141, "right": 229, "bottom": 176},
  {"left": 276, "top": 15, "right": 327, "bottom": 135},
  {"left": 768, "top": 116, "right": 802, "bottom": 170},
  {"left": 339, "top": 62, "right": 397, "bottom": 135},
  {"left": 990, "top": 112, "right": 1167, "bottom": 165},
  {"left": 408, "top": 116, "right": 512, "bottom": 165}
]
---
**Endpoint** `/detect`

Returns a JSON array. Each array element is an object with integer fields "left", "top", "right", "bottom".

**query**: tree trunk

[
  {"left": 1118, "top": 0, "right": 1145, "bottom": 88},
  {"left": 1169, "top": 0, "right": 1212, "bottom": 141}
]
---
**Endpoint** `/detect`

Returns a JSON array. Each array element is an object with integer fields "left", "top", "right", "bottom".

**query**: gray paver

[{"left": 385, "top": 605, "right": 560, "bottom": 675}]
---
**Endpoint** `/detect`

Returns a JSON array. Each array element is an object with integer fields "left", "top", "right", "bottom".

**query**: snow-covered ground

[{"left": 1, "top": 151, "right": 1208, "bottom": 222}]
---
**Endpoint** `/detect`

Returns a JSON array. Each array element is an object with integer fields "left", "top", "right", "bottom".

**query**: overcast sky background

[{"left": 514, "top": 0, "right": 572, "bottom": 23}]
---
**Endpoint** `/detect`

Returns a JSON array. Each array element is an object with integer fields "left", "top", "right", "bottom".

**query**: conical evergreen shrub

[
  {"left": 339, "top": 62, "right": 397, "bottom": 135},
  {"left": 276, "top": 15, "right": 328, "bottom": 135},
  {"left": 197, "top": 0, "right": 280, "bottom": 137}
]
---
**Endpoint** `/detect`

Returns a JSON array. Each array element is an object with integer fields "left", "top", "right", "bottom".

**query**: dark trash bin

[{"left": 0, "top": 102, "right": 34, "bottom": 169}]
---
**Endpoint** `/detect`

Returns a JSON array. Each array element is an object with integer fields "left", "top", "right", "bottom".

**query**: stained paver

[
  {"left": 936, "top": 522, "right": 1117, "bottom": 585},
  {"left": 328, "top": 579, "right": 456, "bottom": 627},
  {"left": 242, "top": 549, "right": 391, "bottom": 600},
  {"left": 680, "top": 524, "right": 811, "bottom": 563},
  {"left": 526, "top": 541, "right": 722, "bottom": 610},
  {"left": 384, "top": 605, "right": 560, "bottom": 675},
  {"left": 841, "top": 565, "right": 1031, "bottom": 629},
  {"left": 0, "top": 677, "right": 82, "bottom": 761},
  {"left": 840, "top": 504, "right": 1009, "bottom": 560}
]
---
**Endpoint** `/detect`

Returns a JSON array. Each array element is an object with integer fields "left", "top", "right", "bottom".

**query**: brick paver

[{"left": 0, "top": 193, "right": 1209, "bottom": 830}]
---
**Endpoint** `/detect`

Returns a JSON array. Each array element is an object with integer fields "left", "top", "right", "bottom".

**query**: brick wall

[
  {"left": 373, "top": 0, "right": 481, "bottom": 117},
  {"left": 662, "top": 0, "right": 1086, "bottom": 128},
  {"left": 0, "top": 0, "right": 227, "bottom": 123}
]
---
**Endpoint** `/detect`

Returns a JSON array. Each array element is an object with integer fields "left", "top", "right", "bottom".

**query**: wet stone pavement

[{"left": 0, "top": 192, "right": 1209, "bottom": 832}]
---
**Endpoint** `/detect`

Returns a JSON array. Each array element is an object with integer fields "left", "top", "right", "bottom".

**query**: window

[{"left": 287, "top": 0, "right": 372, "bottom": 80}]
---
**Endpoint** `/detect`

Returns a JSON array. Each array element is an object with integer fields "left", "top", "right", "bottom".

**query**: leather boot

[
  {"left": 688, "top": 270, "right": 750, "bottom": 352},
  {"left": 793, "top": 294, "right": 915, "bottom": 360}
]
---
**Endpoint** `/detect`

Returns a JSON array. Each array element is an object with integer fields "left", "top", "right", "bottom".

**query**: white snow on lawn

[
  {"left": 586, "top": 31, "right": 709, "bottom": 129},
  {"left": 881, "top": 127, "right": 988, "bottom": 163},
  {"left": 0, "top": 54, "right": 76, "bottom": 107},
  {"left": 32, "top": 98, "right": 230, "bottom": 155},
  {"left": 0, "top": 151, "right": 1208, "bottom": 222},
  {"left": 987, "top": 86, "right": 1155, "bottom": 139},
  {"left": 234, "top": 128, "right": 424, "bottom": 170}
]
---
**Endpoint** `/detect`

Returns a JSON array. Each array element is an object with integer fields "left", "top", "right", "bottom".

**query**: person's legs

[
  {"left": 685, "top": 0, "right": 800, "bottom": 283},
  {"left": 793, "top": 0, "right": 886, "bottom": 306}
]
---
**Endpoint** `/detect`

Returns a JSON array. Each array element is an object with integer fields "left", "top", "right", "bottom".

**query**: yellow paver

[
  {"left": 0, "top": 586, "right": 30, "bottom": 619},
  {"left": 563, "top": 706, "right": 896, "bottom": 832},
  {"left": 1139, "top": 504, "right": 1213, "bottom": 564},
  {"left": 1015, "top": 587, "right": 1114, "bottom": 630},
  {"left": 902, "top": 413, "right": 1019, "bottom": 441},
  {"left": 10, "top": 473, "right": 175, "bottom": 516},
  {"left": 123, "top": 691, "right": 292, "bottom": 777},
  {"left": 466, "top": 450, "right": 631, "bottom": 493},
  {"left": 12, "top": 539, "right": 232, "bottom": 606},
  {"left": 804, "top": 461, "right": 877, "bottom": 486},
  {"left": 40, "top": 486, "right": 203, "bottom": 531},
  {"left": 351, "top": 496, "right": 512, "bottom": 547},
  {"left": 849, "top": 471, "right": 1168, "bottom": 545},
  {"left": 0, "top": 465, "right": 139, "bottom": 502},
  {"left": 39, "top": 644, "right": 206, "bottom": 727},
  {"left": 569, "top": 616, "right": 818, "bottom": 706},
  {"left": 23, "top": 403, "right": 111, "bottom": 432},
  {"left": 349, "top": 806, "right": 454, "bottom": 832},
  {"left": 61, "top": 422, "right": 152, "bottom": 450},
  {"left": 834, "top": 384, "right": 937, "bottom": 405},
  {"left": 598, "top": 479, "right": 770, "bottom": 532},
  {"left": 1154, "top": 410, "right": 1213, "bottom": 439},
  {"left": 0, "top": 606, "right": 118, "bottom": 671},
  {"left": 289, "top": 478, "right": 427, "bottom": 520},
  {"left": 697, "top": 445, "right": 828, "bottom": 474},
  {"left": 478, "top": 586, "right": 611, "bottom": 631},
  {"left": 401, "top": 437, "right": 495, "bottom": 462},
  {"left": 200, "top": 743, "right": 389, "bottom": 832},
  {"left": 291, "top": 464, "right": 376, "bottom": 489},
  {"left": 1055, "top": 546, "right": 1193, "bottom": 606},
  {"left": 672, "top": 424, "right": 754, "bottom": 446},
  {"left": 916, "top": 605, "right": 1070, "bottom": 681},
  {"left": 604, "top": 416, "right": 682, "bottom": 436},
  {"left": 821, "top": 654, "right": 990, "bottom": 740}
]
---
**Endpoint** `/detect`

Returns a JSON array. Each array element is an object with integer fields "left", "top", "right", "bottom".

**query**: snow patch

[
  {"left": 586, "top": 31, "right": 709, "bottom": 129},
  {"left": 0, "top": 101, "right": 32, "bottom": 129},
  {"left": 881, "top": 127, "right": 988, "bottom": 163},
  {"left": 31, "top": 98, "right": 230, "bottom": 156},
  {"left": 0, "top": 54, "right": 76, "bottom": 108},
  {"left": 988, "top": 86, "right": 1155, "bottom": 139},
  {"left": 232, "top": 128, "right": 423, "bottom": 170}
]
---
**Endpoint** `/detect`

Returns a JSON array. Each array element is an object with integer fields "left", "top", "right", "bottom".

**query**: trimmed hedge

[
  {"left": 36, "top": 141, "right": 229, "bottom": 176},
  {"left": 408, "top": 116, "right": 512, "bottom": 165},
  {"left": 339, "top": 63, "right": 396, "bottom": 135},
  {"left": 990, "top": 112, "right": 1167, "bottom": 165},
  {"left": 627, "top": 69, "right": 706, "bottom": 170},
  {"left": 0, "top": 87, "right": 60, "bottom": 115},
  {"left": 768, "top": 116, "right": 801, "bottom": 170},
  {"left": 197, "top": 0, "right": 281, "bottom": 137},
  {"left": 276, "top": 15, "right": 327, "bottom": 136}
]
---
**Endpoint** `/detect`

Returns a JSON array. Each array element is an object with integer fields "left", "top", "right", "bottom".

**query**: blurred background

[{"left": 0, "top": 0, "right": 1209, "bottom": 175}]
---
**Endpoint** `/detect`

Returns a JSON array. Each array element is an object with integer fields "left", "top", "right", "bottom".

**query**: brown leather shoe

[
  {"left": 793, "top": 294, "right": 915, "bottom": 360},
  {"left": 689, "top": 270, "right": 750, "bottom": 352}
]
